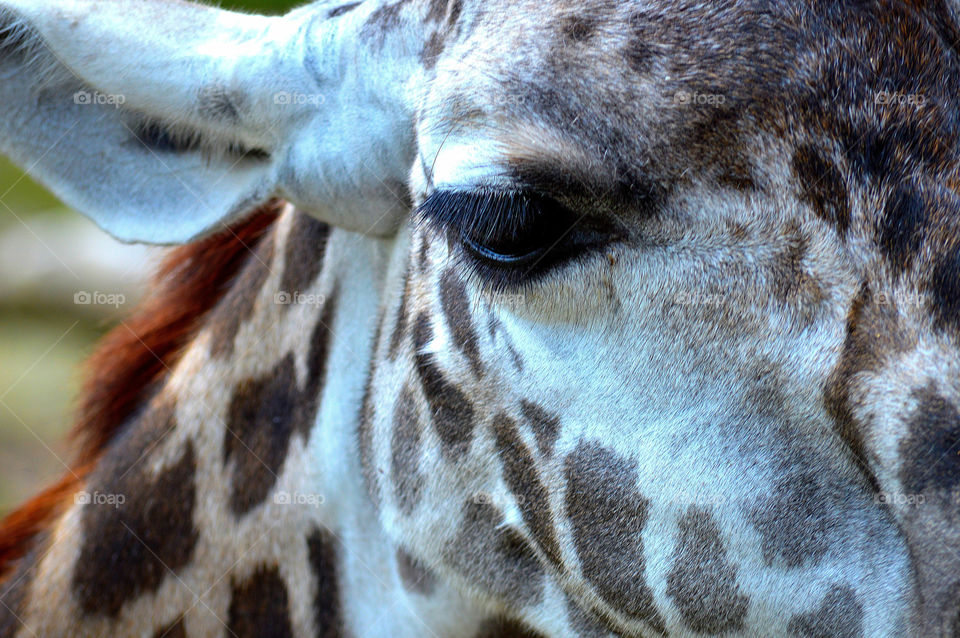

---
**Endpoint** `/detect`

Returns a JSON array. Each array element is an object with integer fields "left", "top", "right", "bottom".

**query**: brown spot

[
  {"left": 308, "top": 527, "right": 343, "bottom": 638},
  {"left": 413, "top": 315, "right": 476, "bottom": 460},
  {"left": 878, "top": 185, "right": 926, "bottom": 275},
  {"left": 472, "top": 617, "right": 548, "bottom": 638},
  {"left": 443, "top": 501, "right": 544, "bottom": 605},
  {"left": 73, "top": 428, "right": 199, "bottom": 617},
  {"left": 327, "top": 2, "right": 361, "bottom": 18},
  {"left": 396, "top": 547, "right": 437, "bottom": 595},
  {"left": 209, "top": 226, "right": 277, "bottom": 358},
  {"left": 749, "top": 472, "right": 835, "bottom": 568},
  {"left": 224, "top": 354, "right": 303, "bottom": 515},
  {"left": 666, "top": 507, "right": 749, "bottom": 634},
  {"left": 227, "top": 567, "right": 294, "bottom": 638},
  {"left": 225, "top": 294, "right": 335, "bottom": 515},
  {"left": 771, "top": 227, "right": 827, "bottom": 324},
  {"left": 388, "top": 263, "right": 411, "bottom": 360},
  {"left": 422, "top": 30, "right": 445, "bottom": 70},
  {"left": 154, "top": 617, "right": 187, "bottom": 638},
  {"left": 625, "top": 12, "right": 657, "bottom": 74},
  {"left": 899, "top": 385, "right": 960, "bottom": 496},
  {"left": 793, "top": 144, "right": 851, "bottom": 237},
  {"left": 391, "top": 386, "right": 425, "bottom": 514},
  {"left": 439, "top": 269, "right": 483, "bottom": 376},
  {"left": 520, "top": 401, "right": 561, "bottom": 457},
  {"left": 928, "top": 250, "right": 960, "bottom": 336},
  {"left": 564, "top": 443, "right": 665, "bottom": 631},
  {"left": 362, "top": 1, "right": 405, "bottom": 42},
  {"left": 562, "top": 15, "right": 598, "bottom": 43},
  {"left": 279, "top": 211, "right": 330, "bottom": 302},
  {"left": 825, "top": 285, "right": 913, "bottom": 494},
  {"left": 787, "top": 585, "right": 864, "bottom": 638},
  {"left": 492, "top": 414, "right": 562, "bottom": 566}
]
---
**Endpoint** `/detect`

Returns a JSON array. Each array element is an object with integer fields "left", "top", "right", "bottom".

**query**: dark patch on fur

[
  {"left": 396, "top": 547, "right": 437, "bottom": 595},
  {"left": 154, "top": 617, "right": 187, "bottom": 638},
  {"left": 928, "top": 250, "right": 960, "bottom": 336},
  {"left": 563, "top": 15, "right": 598, "bottom": 43},
  {"left": 492, "top": 414, "right": 562, "bottom": 566},
  {"left": 564, "top": 443, "right": 665, "bottom": 631},
  {"left": 197, "top": 85, "right": 241, "bottom": 123},
  {"left": 209, "top": 229, "right": 277, "bottom": 358},
  {"left": 327, "top": 2, "right": 362, "bottom": 18},
  {"left": 279, "top": 211, "right": 330, "bottom": 302},
  {"left": 227, "top": 567, "right": 294, "bottom": 638},
  {"left": 131, "top": 119, "right": 269, "bottom": 160},
  {"left": 666, "top": 507, "right": 749, "bottom": 634},
  {"left": 422, "top": 30, "right": 446, "bottom": 70},
  {"left": 443, "top": 501, "right": 544, "bottom": 605},
  {"left": 825, "top": 284, "right": 913, "bottom": 494},
  {"left": 472, "top": 617, "right": 548, "bottom": 638},
  {"left": 388, "top": 262, "right": 411, "bottom": 360},
  {"left": 0, "top": 534, "right": 45, "bottom": 638},
  {"left": 749, "top": 471, "right": 835, "bottom": 568},
  {"left": 771, "top": 226, "right": 827, "bottom": 324},
  {"left": 625, "top": 12, "right": 657, "bottom": 74},
  {"left": 439, "top": 269, "right": 483, "bottom": 375},
  {"left": 413, "top": 314, "right": 476, "bottom": 460},
  {"left": 787, "top": 585, "right": 864, "bottom": 638},
  {"left": 224, "top": 289, "right": 336, "bottom": 514},
  {"left": 793, "top": 144, "right": 851, "bottom": 237},
  {"left": 391, "top": 385, "right": 425, "bottom": 514},
  {"left": 520, "top": 401, "right": 560, "bottom": 457},
  {"left": 361, "top": 1, "right": 405, "bottom": 42},
  {"left": 73, "top": 415, "right": 199, "bottom": 617},
  {"left": 308, "top": 527, "right": 343, "bottom": 638},
  {"left": 879, "top": 185, "right": 926, "bottom": 275},
  {"left": 899, "top": 385, "right": 960, "bottom": 495}
]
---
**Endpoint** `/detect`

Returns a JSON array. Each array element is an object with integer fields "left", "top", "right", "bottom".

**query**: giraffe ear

[{"left": 0, "top": 0, "right": 417, "bottom": 244}]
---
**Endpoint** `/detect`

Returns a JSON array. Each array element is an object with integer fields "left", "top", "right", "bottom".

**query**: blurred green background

[{"left": 0, "top": 0, "right": 302, "bottom": 513}]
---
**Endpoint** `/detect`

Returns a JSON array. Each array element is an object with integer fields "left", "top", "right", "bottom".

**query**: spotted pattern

[
  {"left": 73, "top": 429, "right": 198, "bottom": 617},
  {"left": 493, "top": 414, "right": 562, "bottom": 566},
  {"left": 793, "top": 144, "right": 850, "bottom": 238},
  {"left": 224, "top": 295, "right": 336, "bottom": 514},
  {"left": 413, "top": 314, "right": 476, "bottom": 460},
  {"left": 564, "top": 443, "right": 665, "bottom": 631},
  {"left": 787, "top": 585, "right": 864, "bottom": 638},
  {"left": 899, "top": 386, "right": 960, "bottom": 496},
  {"left": 443, "top": 501, "right": 544, "bottom": 605},
  {"left": 279, "top": 212, "right": 330, "bottom": 301},
  {"left": 209, "top": 230, "right": 276, "bottom": 358},
  {"left": 749, "top": 471, "right": 834, "bottom": 568},
  {"left": 439, "top": 268, "right": 483, "bottom": 375},
  {"left": 308, "top": 527, "right": 343, "bottom": 638},
  {"left": 391, "top": 385, "right": 425, "bottom": 514},
  {"left": 520, "top": 400, "right": 560, "bottom": 457},
  {"left": 227, "top": 567, "right": 294, "bottom": 638},
  {"left": 666, "top": 507, "right": 749, "bottom": 634},
  {"left": 396, "top": 547, "right": 437, "bottom": 595}
]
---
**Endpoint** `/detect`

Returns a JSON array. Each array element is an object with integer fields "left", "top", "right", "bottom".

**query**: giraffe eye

[{"left": 419, "top": 189, "right": 609, "bottom": 285}]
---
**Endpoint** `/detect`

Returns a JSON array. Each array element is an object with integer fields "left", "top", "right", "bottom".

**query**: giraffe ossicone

[{"left": 0, "top": 0, "right": 959, "bottom": 636}]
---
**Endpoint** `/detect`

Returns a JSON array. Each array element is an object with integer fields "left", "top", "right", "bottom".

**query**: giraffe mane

[{"left": 0, "top": 201, "right": 282, "bottom": 580}]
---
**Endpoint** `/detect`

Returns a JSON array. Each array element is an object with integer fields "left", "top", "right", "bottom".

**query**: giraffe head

[{"left": 2, "top": 0, "right": 960, "bottom": 635}]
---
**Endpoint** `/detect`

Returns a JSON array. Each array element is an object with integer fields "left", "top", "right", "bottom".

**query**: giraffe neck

[{"left": 0, "top": 205, "right": 485, "bottom": 637}]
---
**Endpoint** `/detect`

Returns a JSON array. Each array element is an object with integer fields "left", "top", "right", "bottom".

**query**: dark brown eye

[{"left": 418, "top": 189, "right": 617, "bottom": 286}]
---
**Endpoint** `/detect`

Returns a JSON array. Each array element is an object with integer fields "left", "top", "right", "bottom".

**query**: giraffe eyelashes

[{"left": 418, "top": 189, "right": 615, "bottom": 286}]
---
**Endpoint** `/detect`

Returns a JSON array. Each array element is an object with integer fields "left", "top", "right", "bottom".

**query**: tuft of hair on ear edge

[{"left": 0, "top": 7, "right": 82, "bottom": 91}]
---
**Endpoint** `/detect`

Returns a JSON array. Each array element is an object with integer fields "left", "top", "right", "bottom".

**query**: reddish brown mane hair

[{"left": 0, "top": 202, "right": 281, "bottom": 579}]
